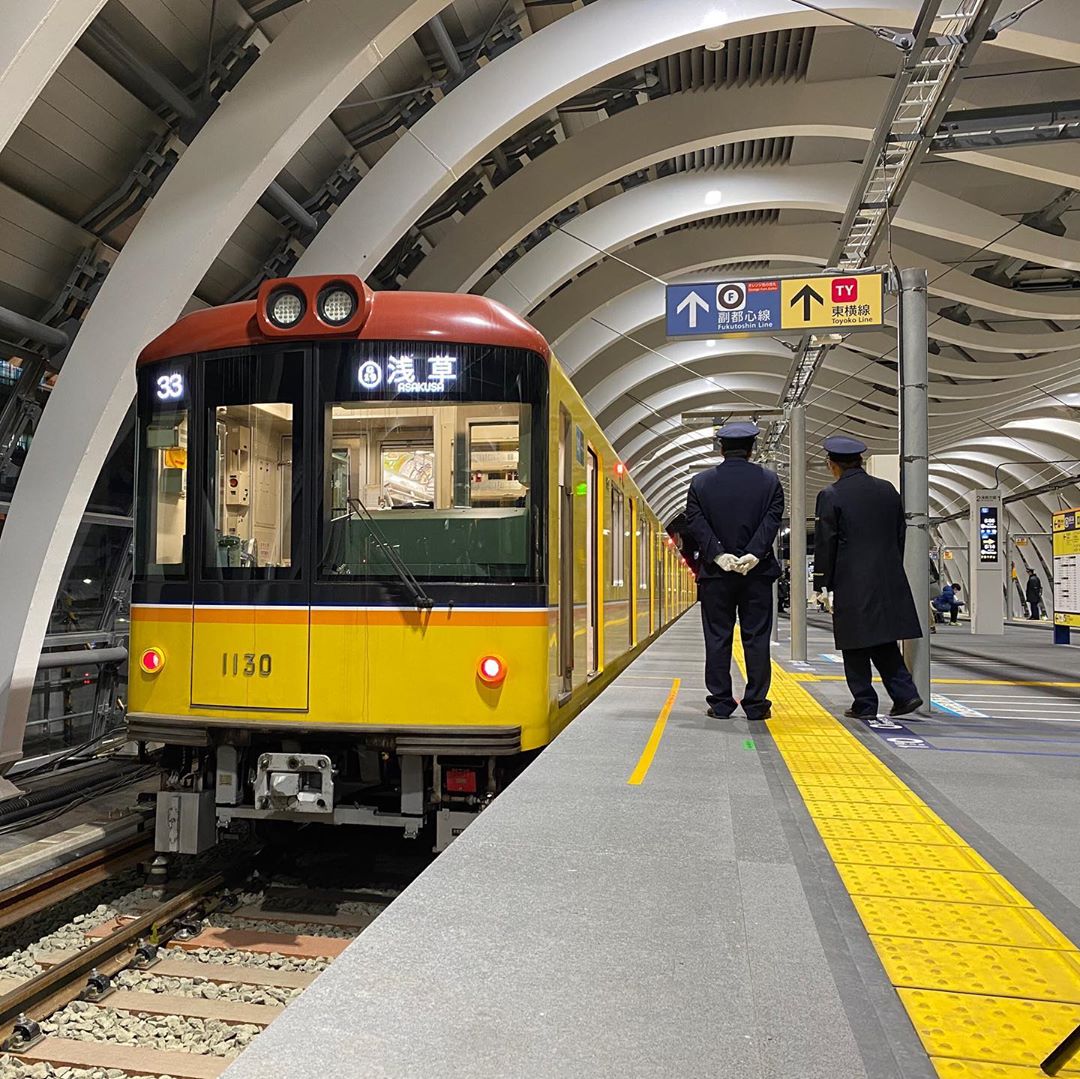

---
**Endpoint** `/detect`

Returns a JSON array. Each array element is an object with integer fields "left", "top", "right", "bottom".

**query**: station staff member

[
  {"left": 684, "top": 422, "right": 783, "bottom": 721},
  {"left": 813, "top": 435, "right": 923, "bottom": 718}
]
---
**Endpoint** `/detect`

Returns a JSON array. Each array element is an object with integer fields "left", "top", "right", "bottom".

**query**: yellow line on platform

[
  {"left": 793, "top": 673, "right": 1080, "bottom": 688},
  {"left": 627, "top": 678, "right": 680, "bottom": 786}
]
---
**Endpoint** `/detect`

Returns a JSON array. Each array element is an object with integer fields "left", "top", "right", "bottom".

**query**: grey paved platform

[{"left": 225, "top": 614, "right": 930, "bottom": 1079}]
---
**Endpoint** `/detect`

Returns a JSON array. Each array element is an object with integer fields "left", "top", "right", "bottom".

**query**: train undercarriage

[{"left": 130, "top": 717, "right": 526, "bottom": 856}]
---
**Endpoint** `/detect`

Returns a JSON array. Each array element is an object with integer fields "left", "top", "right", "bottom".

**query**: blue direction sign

[
  {"left": 666, "top": 279, "right": 781, "bottom": 338},
  {"left": 666, "top": 271, "right": 886, "bottom": 340}
]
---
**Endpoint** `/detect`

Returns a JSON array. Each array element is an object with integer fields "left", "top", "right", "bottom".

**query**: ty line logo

[{"left": 831, "top": 277, "right": 859, "bottom": 304}]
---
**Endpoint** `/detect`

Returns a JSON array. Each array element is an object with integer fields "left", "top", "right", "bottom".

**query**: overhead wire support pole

[
  {"left": 900, "top": 267, "right": 931, "bottom": 706},
  {"left": 789, "top": 406, "right": 807, "bottom": 662}
]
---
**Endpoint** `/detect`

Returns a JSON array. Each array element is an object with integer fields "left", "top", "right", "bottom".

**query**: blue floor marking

[{"left": 857, "top": 715, "right": 933, "bottom": 750}]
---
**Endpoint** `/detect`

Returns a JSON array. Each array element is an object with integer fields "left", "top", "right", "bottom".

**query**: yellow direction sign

[{"left": 779, "top": 271, "right": 885, "bottom": 333}]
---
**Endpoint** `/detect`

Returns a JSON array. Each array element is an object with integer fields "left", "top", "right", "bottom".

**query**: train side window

[
  {"left": 609, "top": 486, "right": 624, "bottom": 587},
  {"left": 136, "top": 409, "right": 188, "bottom": 578}
]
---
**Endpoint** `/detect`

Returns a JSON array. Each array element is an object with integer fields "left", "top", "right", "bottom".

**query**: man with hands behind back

[{"left": 684, "top": 422, "right": 784, "bottom": 721}]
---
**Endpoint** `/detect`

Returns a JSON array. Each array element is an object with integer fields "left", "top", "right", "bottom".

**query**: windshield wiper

[{"left": 344, "top": 496, "right": 434, "bottom": 610}]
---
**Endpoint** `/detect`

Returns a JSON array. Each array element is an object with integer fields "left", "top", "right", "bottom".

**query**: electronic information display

[
  {"left": 978, "top": 504, "right": 1000, "bottom": 564},
  {"left": 1052, "top": 508, "right": 1080, "bottom": 628}
]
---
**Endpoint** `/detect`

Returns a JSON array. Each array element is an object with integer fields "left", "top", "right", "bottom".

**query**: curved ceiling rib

[
  {"left": 0, "top": 0, "right": 447, "bottom": 767},
  {"left": 0, "top": 0, "right": 108, "bottom": 154},
  {"left": 405, "top": 78, "right": 885, "bottom": 292},
  {"left": 293, "top": 0, "right": 929, "bottom": 278}
]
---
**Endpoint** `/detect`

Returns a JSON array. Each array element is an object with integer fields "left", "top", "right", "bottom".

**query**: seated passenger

[{"left": 932, "top": 584, "right": 962, "bottom": 625}]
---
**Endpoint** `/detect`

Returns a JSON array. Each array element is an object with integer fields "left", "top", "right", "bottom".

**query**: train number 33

[{"left": 222, "top": 652, "right": 273, "bottom": 677}]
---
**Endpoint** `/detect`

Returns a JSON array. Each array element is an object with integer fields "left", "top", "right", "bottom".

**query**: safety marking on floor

[
  {"left": 790, "top": 674, "right": 1080, "bottom": 689},
  {"left": 858, "top": 714, "right": 934, "bottom": 751},
  {"left": 751, "top": 646, "right": 1080, "bottom": 1074},
  {"left": 626, "top": 678, "right": 680, "bottom": 786},
  {"left": 931, "top": 695, "right": 989, "bottom": 719}
]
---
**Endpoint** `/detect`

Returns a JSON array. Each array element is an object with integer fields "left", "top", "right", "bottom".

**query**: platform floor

[{"left": 225, "top": 612, "right": 1080, "bottom": 1079}]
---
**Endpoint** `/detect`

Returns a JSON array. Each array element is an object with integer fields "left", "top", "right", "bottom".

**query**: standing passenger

[
  {"left": 813, "top": 435, "right": 923, "bottom": 718},
  {"left": 684, "top": 422, "right": 783, "bottom": 720},
  {"left": 1026, "top": 569, "right": 1044, "bottom": 620}
]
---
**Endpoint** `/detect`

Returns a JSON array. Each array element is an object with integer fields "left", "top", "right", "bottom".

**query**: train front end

[{"left": 129, "top": 276, "right": 551, "bottom": 855}]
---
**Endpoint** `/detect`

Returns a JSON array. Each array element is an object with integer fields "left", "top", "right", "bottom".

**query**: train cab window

[
  {"left": 135, "top": 361, "right": 190, "bottom": 580},
  {"left": 319, "top": 342, "right": 546, "bottom": 582},
  {"left": 322, "top": 401, "right": 532, "bottom": 579},
  {"left": 201, "top": 351, "right": 304, "bottom": 579}
]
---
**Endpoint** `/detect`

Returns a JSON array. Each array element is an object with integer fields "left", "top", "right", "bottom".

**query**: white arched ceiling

[
  {"left": 0, "top": 0, "right": 107, "bottom": 153},
  {"left": 0, "top": 0, "right": 448, "bottom": 767},
  {"left": 405, "top": 78, "right": 887, "bottom": 293},
  {"left": 486, "top": 163, "right": 1080, "bottom": 312},
  {"left": 292, "top": 0, "right": 1075, "bottom": 279}
]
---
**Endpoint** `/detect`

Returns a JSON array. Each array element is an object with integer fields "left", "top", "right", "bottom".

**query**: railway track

[{"left": 0, "top": 841, "right": 408, "bottom": 1078}]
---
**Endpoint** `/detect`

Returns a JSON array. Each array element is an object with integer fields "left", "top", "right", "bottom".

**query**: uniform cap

[
  {"left": 716, "top": 421, "right": 760, "bottom": 440},
  {"left": 823, "top": 434, "right": 867, "bottom": 457}
]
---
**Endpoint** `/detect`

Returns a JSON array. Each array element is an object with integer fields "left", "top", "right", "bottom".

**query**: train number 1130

[{"left": 222, "top": 652, "right": 272, "bottom": 677}]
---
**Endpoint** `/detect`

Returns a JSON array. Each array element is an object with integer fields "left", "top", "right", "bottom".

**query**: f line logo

[{"left": 717, "top": 282, "right": 747, "bottom": 312}]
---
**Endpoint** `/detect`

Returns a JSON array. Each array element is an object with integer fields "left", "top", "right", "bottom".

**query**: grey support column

[
  {"left": 789, "top": 405, "right": 807, "bottom": 662},
  {"left": 899, "top": 267, "right": 931, "bottom": 705}
]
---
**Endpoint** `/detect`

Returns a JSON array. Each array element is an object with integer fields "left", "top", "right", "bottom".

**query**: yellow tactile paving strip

[{"left": 762, "top": 655, "right": 1080, "bottom": 1076}]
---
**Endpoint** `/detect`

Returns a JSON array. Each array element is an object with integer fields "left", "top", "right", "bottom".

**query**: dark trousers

[
  {"left": 842, "top": 642, "right": 919, "bottom": 715},
  {"left": 1028, "top": 599, "right": 1041, "bottom": 619},
  {"left": 699, "top": 574, "right": 773, "bottom": 719}
]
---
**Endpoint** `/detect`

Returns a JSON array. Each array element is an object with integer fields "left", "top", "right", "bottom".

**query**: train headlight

[
  {"left": 140, "top": 647, "right": 165, "bottom": 675},
  {"left": 477, "top": 655, "right": 507, "bottom": 687},
  {"left": 317, "top": 284, "right": 357, "bottom": 326},
  {"left": 267, "top": 287, "right": 305, "bottom": 328}
]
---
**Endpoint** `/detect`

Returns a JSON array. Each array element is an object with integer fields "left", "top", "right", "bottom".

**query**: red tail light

[
  {"left": 477, "top": 655, "right": 507, "bottom": 686},
  {"left": 140, "top": 648, "right": 165, "bottom": 675}
]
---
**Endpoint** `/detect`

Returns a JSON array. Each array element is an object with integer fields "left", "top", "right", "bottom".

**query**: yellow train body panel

[{"left": 132, "top": 607, "right": 555, "bottom": 751}]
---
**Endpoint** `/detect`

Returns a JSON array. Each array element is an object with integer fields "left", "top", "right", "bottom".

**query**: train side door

[
  {"left": 191, "top": 350, "right": 310, "bottom": 711},
  {"left": 558, "top": 410, "right": 574, "bottom": 694},
  {"left": 586, "top": 447, "right": 599, "bottom": 672}
]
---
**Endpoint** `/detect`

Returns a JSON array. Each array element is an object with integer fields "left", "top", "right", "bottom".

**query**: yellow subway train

[{"left": 128, "top": 275, "right": 694, "bottom": 853}]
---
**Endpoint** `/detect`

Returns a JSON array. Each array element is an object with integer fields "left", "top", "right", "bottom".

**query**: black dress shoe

[
  {"left": 745, "top": 707, "right": 772, "bottom": 721},
  {"left": 890, "top": 697, "right": 923, "bottom": 717},
  {"left": 707, "top": 707, "right": 734, "bottom": 719},
  {"left": 844, "top": 707, "right": 877, "bottom": 718}
]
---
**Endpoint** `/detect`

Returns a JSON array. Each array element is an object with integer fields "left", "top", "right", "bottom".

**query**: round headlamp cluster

[
  {"left": 267, "top": 287, "right": 304, "bottom": 328},
  {"left": 317, "top": 284, "right": 357, "bottom": 326}
]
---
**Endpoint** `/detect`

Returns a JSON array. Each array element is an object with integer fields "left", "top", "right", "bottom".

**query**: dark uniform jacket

[
  {"left": 1026, "top": 575, "right": 1043, "bottom": 603},
  {"left": 813, "top": 467, "right": 922, "bottom": 650},
  {"left": 685, "top": 458, "right": 784, "bottom": 582}
]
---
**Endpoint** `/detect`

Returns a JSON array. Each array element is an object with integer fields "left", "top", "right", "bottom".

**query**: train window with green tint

[
  {"left": 135, "top": 359, "right": 190, "bottom": 581},
  {"left": 321, "top": 400, "right": 533, "bottom": 579},
  {"left": 318, "top": 341, "right": 548, "bottom": 583}
]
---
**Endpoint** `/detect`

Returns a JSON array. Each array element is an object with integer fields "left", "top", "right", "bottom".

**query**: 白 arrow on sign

[
  {"left": 791, "top": 284, "right": 824, "bottom": 321},
  {"left": 676, "top": 290, "right": 709, "bottom": 329}
]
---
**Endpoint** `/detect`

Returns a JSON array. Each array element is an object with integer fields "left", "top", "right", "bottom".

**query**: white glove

[
  {"left": 715, "top": 553, "right": 739, "bottom": 572},
  {"left": 734, "top": 554, "right": 759, "bottom": 576}
]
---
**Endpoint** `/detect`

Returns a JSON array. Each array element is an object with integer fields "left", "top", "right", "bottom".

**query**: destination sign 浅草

[{"left": 665, "top": 271, "right": 886, "bottom": 340}]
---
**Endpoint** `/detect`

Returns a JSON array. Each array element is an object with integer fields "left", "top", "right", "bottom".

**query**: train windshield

[{"left": 320, "top": 343, "right": 546, "bottom": 581}]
